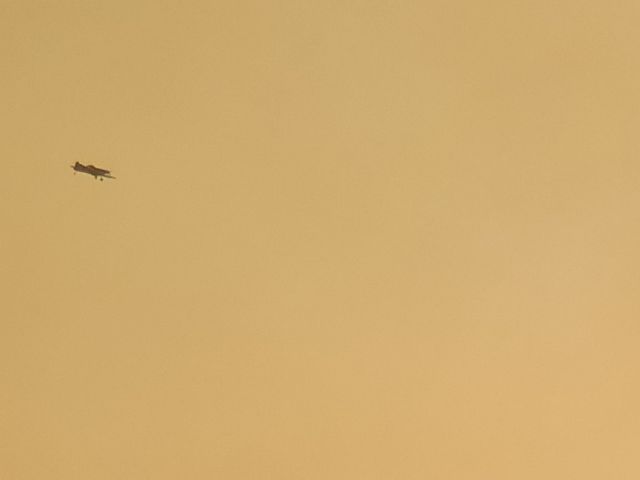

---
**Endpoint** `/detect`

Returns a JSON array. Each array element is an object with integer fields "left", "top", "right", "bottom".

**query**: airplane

[{"left": 71, "top": 161, "right": 116, "bottom": 181}]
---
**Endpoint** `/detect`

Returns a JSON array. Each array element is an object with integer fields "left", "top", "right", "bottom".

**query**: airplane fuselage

[{"left": 71, "top": 162, "right": 115, "bottom": 180}]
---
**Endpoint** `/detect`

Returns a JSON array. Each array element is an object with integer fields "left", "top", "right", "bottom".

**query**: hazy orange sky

[{"left": 2, "top": 1, "right": 640, "bottom": 478}]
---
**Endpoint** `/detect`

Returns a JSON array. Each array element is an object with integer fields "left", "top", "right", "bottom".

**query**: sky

[{"left": 2, "top": 1, "right": 640, "bottom": 478}]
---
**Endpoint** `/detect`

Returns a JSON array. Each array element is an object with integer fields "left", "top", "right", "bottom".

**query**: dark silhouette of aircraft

[{"left": 71, "top": 161, "right": 116, "bottom": 181}]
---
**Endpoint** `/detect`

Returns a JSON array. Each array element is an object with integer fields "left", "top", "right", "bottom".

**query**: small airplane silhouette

[{"left": 71, "top": 161, "right": 116, "bottom": 181}]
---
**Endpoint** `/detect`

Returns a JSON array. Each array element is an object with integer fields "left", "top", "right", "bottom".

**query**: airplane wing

[{"left": 86, "top": 165, "right": 109, "bottom": 173}]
